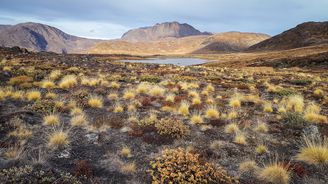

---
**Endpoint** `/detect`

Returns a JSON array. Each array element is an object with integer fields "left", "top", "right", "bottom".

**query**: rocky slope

[
  {"left": 248, "top": 21, "right": 328, "bottom": 51},
  {"left": 121, "top": 21, "right": 211, "bottom": 42},
  {"left": 0, "top": 22, "right": 101, "bottom": 53}
]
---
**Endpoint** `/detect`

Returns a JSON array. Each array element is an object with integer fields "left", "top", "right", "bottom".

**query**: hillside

[
  {"left": 121, "top": 21, "right": 211, "bottom": 42},
  {"left": 0, "top": 22, "right": 101, "bottom": 53},
  {"left": 248, "top": 21, "right": 328, "bottom": 51},
  {"left": 89, "top": 32, "right": 269, "bottom": 55}
]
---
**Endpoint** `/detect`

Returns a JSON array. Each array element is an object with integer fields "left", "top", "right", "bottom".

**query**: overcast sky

[{"left": 0, "top": 0, "right": 327, "bottom": 39}]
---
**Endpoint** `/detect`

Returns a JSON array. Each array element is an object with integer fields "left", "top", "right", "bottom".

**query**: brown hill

[
  {"left": 248, "top": 21, "right": 328, "bottom": 51},
  {"left": 121, "top": 21, "right": 211, "bottom": 42},
  {"left": 0, "top": 22, "right": 101, "bottom": 53},
  {"left": 89, "top": 32, "right": 269, "bottom": 55}
]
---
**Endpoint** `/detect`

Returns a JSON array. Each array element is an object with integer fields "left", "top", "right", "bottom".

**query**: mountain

[
  {"left": 0, "top": 22, "right": 101, "bottom": 53},
  {"left": 121, "top": 21, "right": 211, "bottom": 42},
  {"left": 89, "top": 32, "right": 269, "bottom": 55},
  {"left": 248, "top": 21, "right": 328, "bottom": 51},
  {"left": 192, "top": 32, "right": 270, "bottom": 54}
]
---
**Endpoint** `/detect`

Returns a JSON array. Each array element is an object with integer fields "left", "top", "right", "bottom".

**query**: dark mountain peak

[
  {"left": 121, "top": 21, "right": 211, "bottom": 42},
  {"left": 248, "top": 21, "right": 328, "bottom": 51}
]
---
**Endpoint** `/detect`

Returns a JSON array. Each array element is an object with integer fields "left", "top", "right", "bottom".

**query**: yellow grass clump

[
  {"left": 234, "top": 132, "right": 247, "bottom": 145},
  {"left": 229, "top": 97, "right": 241, "bottom": 108},
  {"left": 296, "top": 135, "right": 328, "bottom": 165},
  {"left": 313, "top": 88, "right": 324, "bottom": 97},
  {"left": 49, "top": 70, "right": 61, "bottom": 80},
  {"left": 107, "top": 93, "right": 119, "bottom": 100},
  {"left": 178, "top": 101, "right": 190, "bottom": 116},
  {"left": 165, "top": 93, "right": 175, "bottom": 103},
  {"left": 88, "top": 95, "right": 103, "bottom": 108},
  {"left": 26, "top": 90, "right": 41, "bottom": 101},
  {"left": 205, "top": 105, "right": 220, "bottom": 119},
  {"left": 121, "top": 146, "right": 132, "bottom": 158},
  {"left": 148, "top": 85, "right": 166, "bottom": 97},
  {"left": 256, "top": 144, "right": 268, "bottom": 154},
  {"left": 48, "top": 130, "right": 69, "bottom": 148},
  {"left": 257, "top": 163, "right": 290, "bottom": 184},
  {"left": 263, "top": 102, "right": 273, "bottom": 113},
  {"left": 224, "top": 123, "right": 239, "bottom": 134},
  {"left": 190, "top": 112, "right": 204, "bottom": 124},
  {"left": 113, "top": 103, "right": 124, "bottom": 113},
  {"left": 254, "top": 122, "right": 269, "bottom": 133},
  {"left": 45, "top": 92, "right": 57, "bottom": 99},
  {"left": 110, "top": 81, "right": 121, "bottom": 89},
  {"left": 43, "top": 114, "right": 60, "bottom": 126},
  {"left": 59, "top": 75, "right": 77, "bottom": 89},
  {"left": 41, "top": 80, "right": 56, "bottom": 88},
  {"left": 191, "top": 97, "right": 202, "bottom": 105},
  {"left": 286, "top": 95, "right": 304, "bottom": 113},
  {"left": 136, "top": 82, "right": 150, "bottom": 94},
  {"left": 123, "top": 89, "right": 136, "bottom": 100},
  {"left": 71, "top": 114, "right": 87, "bottom": 126},
  {"left": 239, "top": 160, "right": 259, "bottom": 173}
]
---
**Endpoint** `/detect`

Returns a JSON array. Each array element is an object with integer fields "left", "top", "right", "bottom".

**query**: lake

[{"left": 121, "top": 58, "right": 206, "bottom": 66}]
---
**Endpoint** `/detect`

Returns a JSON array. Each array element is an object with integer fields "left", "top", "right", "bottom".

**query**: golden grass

[
  {"left": 71, "top": 114, "right": 87, "bottom": 126},
  {"left": 148, "top": 85, "right": 165, "bottom": 97},
  {"left": 121, "top": 146, "right": 132, "bottom": 158},
  {"left": 113, "top": 103, "right": 124, "bottom": 113},
  {"left": 286, "top": 95, "right": 304, "bottom": 113},
  {"left": 41, "top": 80, "right": 56, "bottom": 88},
  {"left": 48, "top": 130, "right": 69, "bottom": 148},
  {"left": 178, "top": 101, "right": 190, "bottom": 116},
  {"left": 190, "top": 112, "right": 204, "bottom": 124},
  {"left": 239, "top": 160, "right": 259, "bottom": 173},
  {"left": 59, "top": 75, "right": 77, "bottom": 89},
  {"left": 165, "top": 93, "right": 175, "bottom": 103},
  {"left": 107, "top": 93, "right": 119, "bottom": 100},
  {"left": 205, "top": 105, "right": 220, "bottom": 119},
  {"left": 224, "top": 123, "right": 239, "bottom": 134},
  {"left": 43, "top": 114, "right": 60, "bottom": 126},
  {"left": 26, "top": 90, "right": 41, "bottom": 101},
  {"left": 255, "top": 144, "right": 268, "bottom": 154},
  {"left": 88, "top": 95, "right": 103, "bottom": 108},
  {"left": 123, "top": 89, "right": 136, "bottom": 100},
  {"left": 257, "top": 163, "right": 290, "bottom": 184},
  {"left": 49, "top": 70, "right": 61, "bottom": 80},
  {"left": 234, "top": 132, "right": 247, "bottom": 145},
  {"left": 254, "top": 122, "right": 269, "bottom": 133},
  {"left": 296, "top": 135, "right": 328, "bottom": 165}
]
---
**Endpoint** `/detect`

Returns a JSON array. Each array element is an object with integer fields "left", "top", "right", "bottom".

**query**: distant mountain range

[
  {"left": 0, "top": 22, "right": 101, "bottom": 53},
  {"left": 121, "top": 21, "right": 212, "bottom": 42},
  {"left": 0, "top": 21, "right": 327, "bottom": 55}
]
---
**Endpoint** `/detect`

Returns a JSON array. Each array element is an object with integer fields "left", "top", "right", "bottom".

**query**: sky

[{"left": 0, "top": 0, "right": 327, "bottom": 39}]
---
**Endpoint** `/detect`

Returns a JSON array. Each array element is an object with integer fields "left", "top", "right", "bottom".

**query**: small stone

[
  {"left": 85, "top": 133, "right": 99, "bottom": 143},
  {"left": 302, "top": 125, "right": 320, "bottom": 137},
  {"left": 57, "top": 149, "right": 70, "bottom": 158}
]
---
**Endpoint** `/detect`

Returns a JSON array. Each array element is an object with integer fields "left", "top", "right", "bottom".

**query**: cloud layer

[{"left": 0, "top": 0, "right": 327, "bottom": 39}]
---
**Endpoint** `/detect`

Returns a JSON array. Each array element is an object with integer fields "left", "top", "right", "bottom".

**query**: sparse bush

[
  {"left": 155, "top": 118, "right": 189, "bottom": 138},
  {"left": 148, "top": 148, "right": 238, "bottom": 184},
  {"left": 239, "top": 160, "right": 259, "bottom": 173},
  {"left": 71, "top": 114, "right": 87, "bottom": 126},
  {"left": 41, "top": 80, "right": 56, "bottom": 88},
  {"left": 234, "top": 132, "right": 247, "bottom": 145},
  {"left": 286, "top": 95, "right": 304, "bottom": 113},
  {"left": 255, "top": 144, "right": 268, "bottom": 154},
  {"left": 140, "top": 75, "right": 161, "bottom": 83},
  {"left": 120, "top": 146, "right": 132, "bottom": 158},
  {"left": 123, "top": 89, "right": 136, "bottom": 100},
  {"left": 148, "top": 85, "right": 165, "bottom": 97},
  {"left": 49, "top": 70, "right": 61, "bottom": 80}
]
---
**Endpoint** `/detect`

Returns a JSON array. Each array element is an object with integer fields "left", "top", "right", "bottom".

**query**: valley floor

[{"left": 0, "top": 47, "right": 327, "bottom": 183}]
